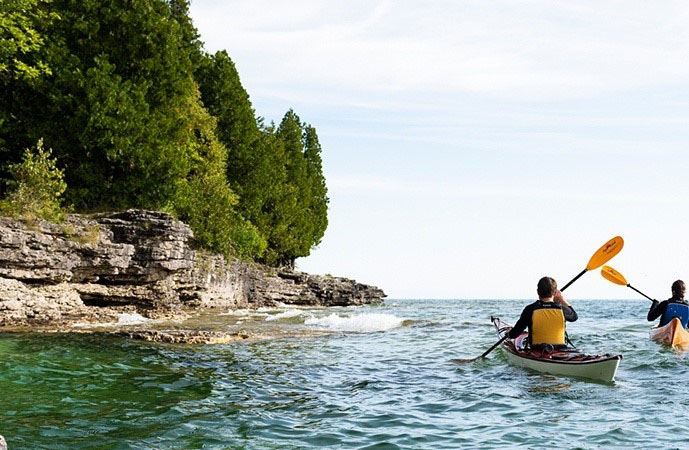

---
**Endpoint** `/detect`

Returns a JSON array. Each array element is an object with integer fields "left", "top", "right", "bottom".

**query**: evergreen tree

[
  {"left": 267, "top": 110, "right": 329, "bottom": 267},
  {"left": 303, "top": 124, "right": 329, "bottom": 248},
  {"left": 195, "top": 50, "right": 261, "bottom": 206},
  {"left": 0, "top": 0, "right": 55, "bottom": 182},
  {"left": 170, "top": 88, "right": 266, "bottom": 259},
  {"left": 2, "top": 0, "right": 199, "bottom": 210}
]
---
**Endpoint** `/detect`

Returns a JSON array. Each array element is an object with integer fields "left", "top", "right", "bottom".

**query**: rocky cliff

[{"left": 0, "top": 210, "right": 385, "bottom": 329}]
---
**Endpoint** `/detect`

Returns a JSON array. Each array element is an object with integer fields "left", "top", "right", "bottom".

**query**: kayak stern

[{"left": 650, "top": 317, "right": 689, "bottom": 350}]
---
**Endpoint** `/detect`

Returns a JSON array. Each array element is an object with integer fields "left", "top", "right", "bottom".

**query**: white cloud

[
  {"left": 192, "top": 0, "right": 689, "bottom": 102},
  {"left": 328, "top": 175, "right": 689, "bottom": 204}
]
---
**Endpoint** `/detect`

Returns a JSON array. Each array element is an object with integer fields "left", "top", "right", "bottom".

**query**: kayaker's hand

[{"left": 553, "top": 290, "right": 571, "bottom": 307}]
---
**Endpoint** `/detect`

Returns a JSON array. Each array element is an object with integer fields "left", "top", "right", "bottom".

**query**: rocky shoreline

[{"left": 0, "top": 210, "right": 385, "bottom": 342}]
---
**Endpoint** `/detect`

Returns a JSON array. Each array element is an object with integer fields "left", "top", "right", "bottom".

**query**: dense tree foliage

[
  {"left": 9, "top": 0, "right": 202, "bottom": 209},
  {"left": 0, "top": 0, "right": 329, "bottom": 266},
  {"left": 169, "top": 88, "right": 266, "bottom": 259},
  {"left": 0, "top": 0, "right": 53, "bottom": 82},
  {"left": 0, "top": 0, "right": 55, "bottom": 161},
  {"left": 195, "top": 50, "right": 262, "bottom": 212}
]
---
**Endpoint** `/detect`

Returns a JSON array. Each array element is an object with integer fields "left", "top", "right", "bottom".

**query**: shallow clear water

[{"left": 2, "top": 299, "right": 689, "bottom": 449}]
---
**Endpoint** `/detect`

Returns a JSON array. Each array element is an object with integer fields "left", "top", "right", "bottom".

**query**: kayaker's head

[
  {"left": 537, "top": 276, "right": 557, "bottom": 300},
  {"left": 672, "top": 280, "right": 686, "bottom": 300}
]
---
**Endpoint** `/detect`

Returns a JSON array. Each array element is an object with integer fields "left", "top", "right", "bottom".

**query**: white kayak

[{"left": 492, "top": 316, "right": 622, "bottom": 383}]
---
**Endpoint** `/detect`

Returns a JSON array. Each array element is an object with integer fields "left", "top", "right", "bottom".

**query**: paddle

[
  {"left": 600, "top": 266, "right": 655, "bottom": 301},
  {"left": 455, "top": 236, "right": 624, "bottom": 363}
]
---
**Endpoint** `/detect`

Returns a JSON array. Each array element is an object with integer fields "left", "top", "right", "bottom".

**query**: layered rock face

[{"left": 0, "top": 210, "right": 385, "bottom": 327}]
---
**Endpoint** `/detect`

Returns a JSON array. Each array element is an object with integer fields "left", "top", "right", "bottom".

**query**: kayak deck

[
  {"left": 650, "top": 317, "right": 689, "bottom": 350},
  {"left": 492, "top": 316, "right": 622, "bottom": 382}
]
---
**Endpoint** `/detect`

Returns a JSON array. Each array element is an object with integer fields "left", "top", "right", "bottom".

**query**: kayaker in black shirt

[
  {"left": 647, "top": 280, "right": 689, "bottom": 327},
  {"left": 508, "top": 276, "right": 578, "bottom": 349}
]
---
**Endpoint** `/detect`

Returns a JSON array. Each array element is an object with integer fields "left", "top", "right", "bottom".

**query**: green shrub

[{"left": 0, "top": 139, "right": 67, "bottom": 222}]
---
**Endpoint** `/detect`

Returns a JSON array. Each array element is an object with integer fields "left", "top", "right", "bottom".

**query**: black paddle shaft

[
  {"left": 559, "top": 268, "right": 587, "bottom": 293},
  {"left": 628, "top": 284, "right": 655, "bottom": 302},
  {"left": 478, "top": 335, "right": 508, "bottom": 359}
]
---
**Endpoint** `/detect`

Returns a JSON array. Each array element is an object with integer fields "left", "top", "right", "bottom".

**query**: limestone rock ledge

[{"left": 0, "top": 210, "right": 385, "bottom": 328}]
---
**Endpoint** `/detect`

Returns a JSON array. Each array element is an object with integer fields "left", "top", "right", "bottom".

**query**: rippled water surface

[{"left": 2, "top": 299, "right": 689, "bottom": 449}]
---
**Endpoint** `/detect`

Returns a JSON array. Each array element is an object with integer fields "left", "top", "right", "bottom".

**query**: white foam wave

[
  {"left": 304, "top": 313, "right": 405, "bottom": 333},
  {"left": 116, "top": 312, "right": 149, "bottom": 325},
  {"left": 257, "top": 303, "right": 292, "bottom": 312},
  {"left": 72, "top": 312, "right": 150, "bottom": 328},
  {"left": 219, "top": 309, "right": 251, "bottom": 316},
  {"left": 264, "top": 310, "right": 305, "bottom": 321},
  {"left": 219, "top": 309, "right": 269, "bottom": 317}
]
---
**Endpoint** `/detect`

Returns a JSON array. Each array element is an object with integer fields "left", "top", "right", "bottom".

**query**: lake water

[{"left": 1, "top": 299, "right": 687, "bottom": 449}]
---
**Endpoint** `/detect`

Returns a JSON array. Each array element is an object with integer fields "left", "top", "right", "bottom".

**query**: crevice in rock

[
  {"left": 8, "top": 277, "right": 59, "bottom": 287},
  {"left": 81, "top": 295, "right": 131, "bottom": 308}
]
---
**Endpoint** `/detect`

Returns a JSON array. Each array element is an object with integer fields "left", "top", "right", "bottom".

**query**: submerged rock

[
  {"left": 0, "top": 210, "right": 386, "bottom": 330},
  {"left": 115, "top": 329, "right": 254, "bottom": 344}
]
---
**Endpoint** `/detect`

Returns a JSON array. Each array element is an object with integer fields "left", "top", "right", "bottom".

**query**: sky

[{"left": 189, "top": 0, "right": 689, "bottom": 299}]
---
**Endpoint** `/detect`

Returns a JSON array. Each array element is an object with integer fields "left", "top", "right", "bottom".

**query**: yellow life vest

[{"left": 531, "top": 308, "right": 565, "bottom": 345}]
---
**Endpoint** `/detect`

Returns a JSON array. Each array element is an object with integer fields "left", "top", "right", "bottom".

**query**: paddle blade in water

[
  {"left": 451, "top": 358, "right": 478, "bottom": 364},
  {"left": 586, "top": 236, "right": 624, "bottom": 270},
  {"left": 601, "top": 265, "right": 628, "bottom": 286}
]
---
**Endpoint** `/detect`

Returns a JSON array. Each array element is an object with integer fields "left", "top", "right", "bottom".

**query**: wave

[
  {"left": 264, "top": 310, "right": 305, "bottom": 322},
  {"left": 221, "top": 304, "right": 307, "bottom": 317},
  {"left": 115, "top": 312, "right": 149, "bottom": 325},
  {"left": 72, "top": 312, "right": 150, "bottom": 328},
  {"left": 219, "top": 309, "right": 269, "bottom": 317},
  {"left": 304, "top": 313, "right": 406, "bottom": 333}
]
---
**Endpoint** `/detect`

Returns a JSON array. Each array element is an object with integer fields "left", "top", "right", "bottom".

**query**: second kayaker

[
  {"left": 507, "top": 276, "right": 578, "bottom": 350},
  {"left": 647, "top": 280, "right": 689, "bottom": 328}
]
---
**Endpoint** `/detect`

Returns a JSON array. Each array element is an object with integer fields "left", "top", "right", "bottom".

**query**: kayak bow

[
  {"left": 491, "top": 317, "right": 622, "bottom": 383},
  {"left": 650, "top": 318, "right": 689, "bottom": 350}
]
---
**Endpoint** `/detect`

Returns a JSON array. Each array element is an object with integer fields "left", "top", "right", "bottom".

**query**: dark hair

[
  {"left": 672, "top": 280, "right": 686, "bottom": 298},
  {"left": 537, "top": 276, "right": 557, "bottom": 298}
]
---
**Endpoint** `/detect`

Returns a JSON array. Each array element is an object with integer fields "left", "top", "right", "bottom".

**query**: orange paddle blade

[
  {"left": 586, "top": 236, "right": 624, "bottom": 270},
  {"left": 601, "top": 265, "right": 627, "bottom": 286}
]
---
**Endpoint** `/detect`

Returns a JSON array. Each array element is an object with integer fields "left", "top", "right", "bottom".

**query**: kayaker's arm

[
  {"left": 562, "top": 305, "right": 578, "bottom": 322},
  {"left": 554, "top": 290, "right": 578, "bottom": 322},
  {"left": 647, "top": 299, "right": 665, "bottom": 322},
  {"left": 507, "top": 305, "right": 532, "bottom": 339}
]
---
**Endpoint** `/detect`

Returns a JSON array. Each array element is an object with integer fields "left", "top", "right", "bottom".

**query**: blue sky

[{"left": 190, "top": 1, "right": 689, "bottom": 299}]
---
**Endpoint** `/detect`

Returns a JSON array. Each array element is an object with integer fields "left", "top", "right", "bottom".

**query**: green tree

[
  {"left": 195, "top": 50, "right": 306, "bottom": 263},
  {"left": 254, "top": 124, "right": 293, "bottom": 266},
  {"left": 195, "top": 51, "right": 263, "bottom": 211},
  {"left": 263, "top": 110, "right": 329, "bottom": 267},
  {"left": 2, "top": 0, "right": 200, "bottom": 210},
  {"left": 303, "top": 124, "right": 329, "bottom": 248},
  {"left": 0, "top": 0, "right": 56, "bottom": 175},
  {"left": 0, "top": 0, "right": 53, "bottom": 82},
  {"left": 170, "top": 88, "right": 266, "bottom": 259},
  {"left": 275, "top": 110, "right": 310, "bottom": 264}
]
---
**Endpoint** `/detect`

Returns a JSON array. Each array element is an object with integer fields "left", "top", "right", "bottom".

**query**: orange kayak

[{"left": 650, "top": 318, "right": 689, "bottom": 350}]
